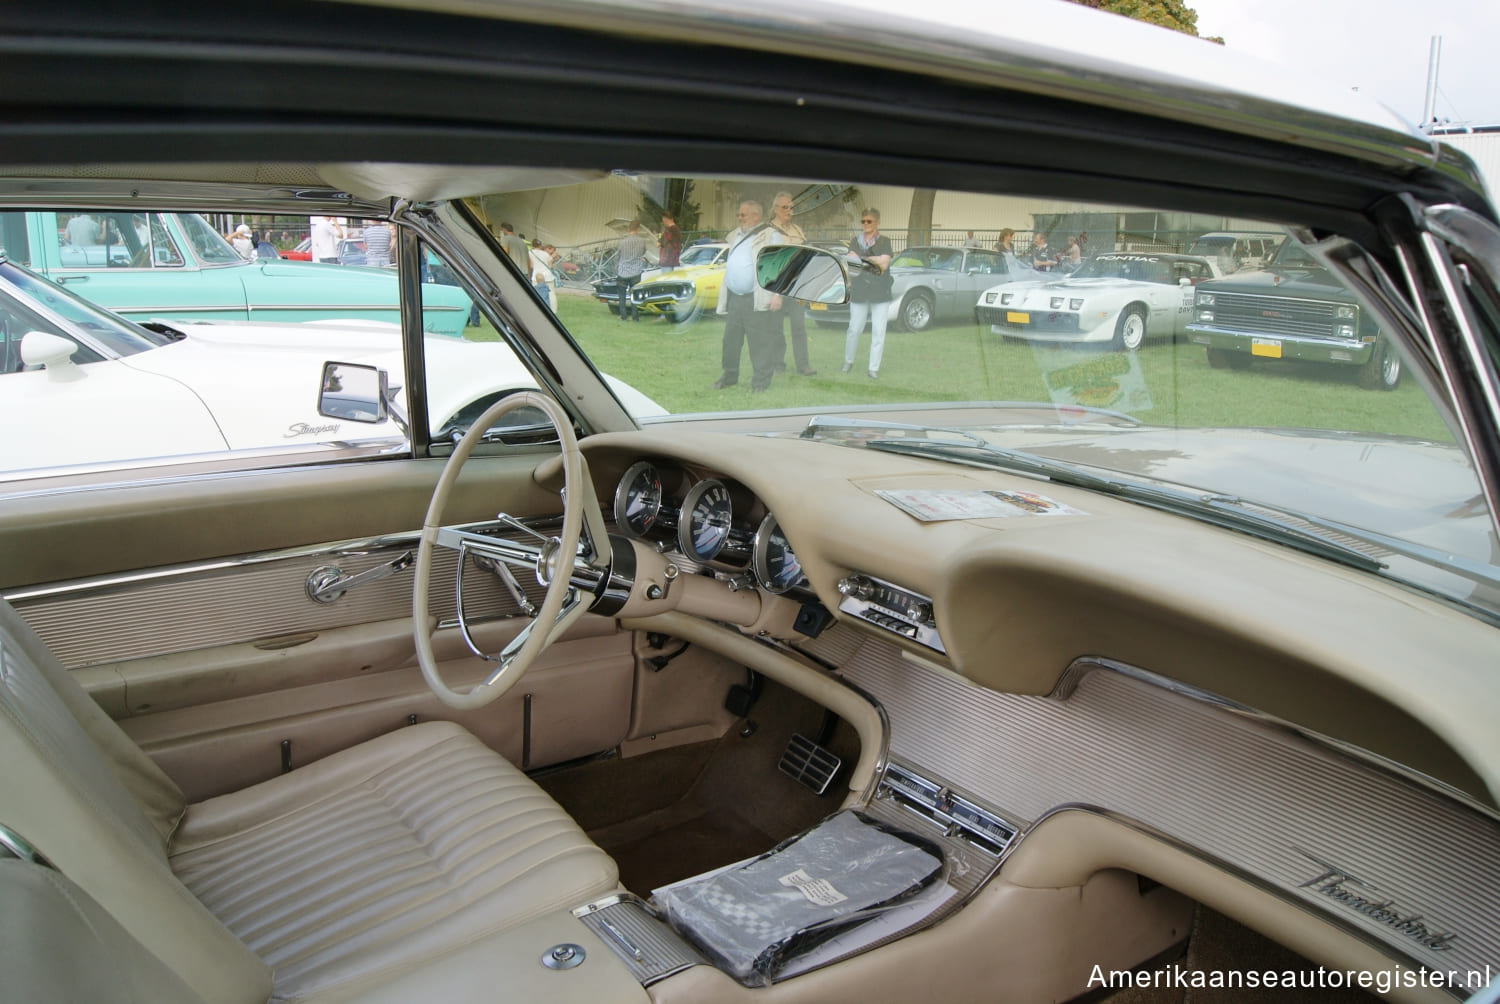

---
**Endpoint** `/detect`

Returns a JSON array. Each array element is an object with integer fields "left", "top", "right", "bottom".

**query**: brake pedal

[{"left": 778, "top": 733, "right": 842, "bottom": 795}]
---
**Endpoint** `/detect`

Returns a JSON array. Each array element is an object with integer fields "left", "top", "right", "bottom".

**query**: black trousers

[
  {"left": 777, "top": 298, "right": 810, "bottom": 372},
  {"left": 618, "top": 274, "right": 641, "bottom": 320},
  {"left": 720, "top": 292, "right": 779, "bottom": 389}
]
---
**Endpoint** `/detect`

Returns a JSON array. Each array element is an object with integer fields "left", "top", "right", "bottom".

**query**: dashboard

[{"left": 588, "top": 431, "right": 1500, "bottom": 997}]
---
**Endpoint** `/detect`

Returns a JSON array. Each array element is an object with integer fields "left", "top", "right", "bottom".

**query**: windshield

[
  {"left": 174, "top": 212, "right": 246, "bottom": 265},
  {"left": 1071, "top": 253, "right": 1175, "bottom": 283},
  {"left": 677, "top": 244, "right": 723, "bottom": 266},
  {"left": 891, "top": 248, "right": 961, "bottom": 270},
  {"left": 1269, "top": 240, "right": 1321, "bottom": 268},
  {"left": 468, "top": 173, "right": 1497, "bottom": 620},
  {"left": 0, "top": 260, "right": 170, "bottom": 357}
]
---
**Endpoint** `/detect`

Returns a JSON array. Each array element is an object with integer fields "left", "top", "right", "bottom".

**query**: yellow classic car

[{"left": 596, "top": 242, "right": 727, "bottom": 323}]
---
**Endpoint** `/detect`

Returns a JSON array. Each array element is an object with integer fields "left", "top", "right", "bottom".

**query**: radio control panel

[{"left": 837, "top": 574, "right": 944, "bottom": 653}]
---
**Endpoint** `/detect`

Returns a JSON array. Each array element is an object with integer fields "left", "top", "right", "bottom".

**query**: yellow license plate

[
  {"left": 1250, "top": 338, "right": 1282, "bottom": 358},
  {"left": 809, "top": 302, "right": 827, "bottom": 310},
  {"left": 1006, "top": 311, "right": 1030, "bottom": 324}
]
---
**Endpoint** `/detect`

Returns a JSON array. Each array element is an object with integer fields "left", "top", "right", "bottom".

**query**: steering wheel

[{"left": 412, "top": 391, "right": 612, "bottom": 710}]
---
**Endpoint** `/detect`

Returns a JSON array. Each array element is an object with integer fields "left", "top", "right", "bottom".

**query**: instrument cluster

[{"left": 611, "top": 460, "right": 807, "bottom": 595}]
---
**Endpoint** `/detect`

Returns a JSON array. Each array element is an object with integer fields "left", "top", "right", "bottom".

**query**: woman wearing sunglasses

[{"left": 842, "top": 207, "right": 894, "bottom": 379}]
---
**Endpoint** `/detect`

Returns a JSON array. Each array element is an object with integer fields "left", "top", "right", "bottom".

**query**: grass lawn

[{"left": 471, "top": 293, "right": 1453, "bottom": 442}]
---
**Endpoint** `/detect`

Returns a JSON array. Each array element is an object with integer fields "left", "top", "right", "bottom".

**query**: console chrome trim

[{"left": 573, "top": 893, "right": 705, "bottom": 986}]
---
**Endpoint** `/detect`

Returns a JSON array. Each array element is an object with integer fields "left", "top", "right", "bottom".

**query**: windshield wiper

[{"left": 864, "top": 438, "right": 1387, "bottom": 574}]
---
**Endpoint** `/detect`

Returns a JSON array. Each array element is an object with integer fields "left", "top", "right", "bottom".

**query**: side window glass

[
  {"left": 0, "top": 212, "right": 31, "bottom": 266},
  {"left": 148, "top": 214, "right": 185, "bottom": 267},
  {"left": 57, "top": 213, "right": 113, "bottom": 267},
  {"left": 416, "top": 239, "right": 541, "bottom": 446}
]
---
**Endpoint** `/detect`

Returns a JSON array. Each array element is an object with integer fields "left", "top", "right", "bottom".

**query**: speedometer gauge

[
  {"left": 678, "top": 479, "right": 733, "bottom": 561},
  {"left": 752, "top": 514, "right": 804, "bottom": 593},
  {"left": 613, "top": 461, "right": 663, "bottom": 537}
]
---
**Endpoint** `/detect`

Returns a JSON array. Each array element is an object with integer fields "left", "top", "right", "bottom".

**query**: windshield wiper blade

[{"left": 864, "top": 438, "right": 1386, "bottom": 574}]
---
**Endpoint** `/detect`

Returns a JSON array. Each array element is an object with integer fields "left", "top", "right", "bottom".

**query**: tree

[{"left": 1063, "top": 0, "right": 1223, "bottom": 42}]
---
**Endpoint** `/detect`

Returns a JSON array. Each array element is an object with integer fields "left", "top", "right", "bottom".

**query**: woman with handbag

[{"left": 842, "top": 208, "right": 894, "bottom": 379}]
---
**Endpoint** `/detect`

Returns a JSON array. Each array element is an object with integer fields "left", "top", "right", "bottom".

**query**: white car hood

[{"left": 127, "top": 319, "right": 662, "bottom": 449}]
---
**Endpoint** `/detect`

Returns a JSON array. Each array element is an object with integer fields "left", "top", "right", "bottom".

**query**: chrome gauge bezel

[
  {"left": 752, "top": 513, "right": 803, "bottom": 594},
  {"left": 613, "top": 460, "right": 663, "bottom": 538},
  {"left": 678, "top": 478, "right": 733, "bottom": 561}
]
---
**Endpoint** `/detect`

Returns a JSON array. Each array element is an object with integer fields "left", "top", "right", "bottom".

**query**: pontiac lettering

[
  {"left": 285, "top": 422, "right": 341, "bottom": 438},
  {"left": 1298, "top": 856, "right": 1458, "bottom": 952}
]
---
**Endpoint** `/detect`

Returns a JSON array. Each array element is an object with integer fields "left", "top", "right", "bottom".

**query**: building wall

[{"left": 1436, "top": 130, "right": 1500, "bottom": 204}]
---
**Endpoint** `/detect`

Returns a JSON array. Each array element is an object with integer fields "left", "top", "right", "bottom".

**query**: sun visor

[{"left": 316, "top": 163, "right": 608, "bottom": 202}]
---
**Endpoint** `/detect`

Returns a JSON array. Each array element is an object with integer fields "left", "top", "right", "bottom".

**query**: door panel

[
  {"left": 114, "top": 616, "right": 635, "bottom": 802},
  {"left": 2, "top": 451, "right": 650, "bottom": 798}
]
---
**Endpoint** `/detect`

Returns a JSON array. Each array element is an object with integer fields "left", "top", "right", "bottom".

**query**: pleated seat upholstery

[
  {"left": 171, "top": 721, "right": 619, "bottom": 1001},
  {"left": 0, "top": 598, "right": 619, "bottom": 1003}
]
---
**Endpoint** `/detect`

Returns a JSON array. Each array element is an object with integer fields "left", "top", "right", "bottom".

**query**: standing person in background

[
  {"left": 770, "top": 191, "right": 815, "bottom": 375},
  {"left": 1061, "top": 235, "right": 1082, "bottom": 270},
  {"left": 1027, "top": 231, "right": 1057, "bottom": 271},
  {"left": 712, "top": 199, "right": 783, "bottom": 391},
  {"left": 362, "top": 219, "right": 392, "bottom": 267},
  {"left": 614, "top": 221, "right": 650, "bottom": 322},
  {"left": 530, "top": 241, "right": 558, "bottom": 310},
  {"left": 842, "top": 207, "right": 893, "bottom": 380},
  {"left": 230, "top": 224, "right": 254, "bottom": 260},
  {"left": 658, "top": 211, "right": 682, "bottom": 268},
  {"left": 996, "top": 228, "right": 1015, "bottom": 255},
  {"left": 1077, "top": 231, "right": 1090, "bottom": 258},
  {"left": 964, "top": 230, "right": 985, "bottom": 248},
  {"left": 499, "top": 223, "right": 529, "bottom": 276},
  {"left": 310, "top": 215, "right": 343, "bottom": 263},
  {"left": 64, "top": 213, "right": 101, "bottom": 247}
]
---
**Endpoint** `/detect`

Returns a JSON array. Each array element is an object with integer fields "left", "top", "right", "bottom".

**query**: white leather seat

[{"left": 0, "top": 599, "right": 620, "bottom": 1002}]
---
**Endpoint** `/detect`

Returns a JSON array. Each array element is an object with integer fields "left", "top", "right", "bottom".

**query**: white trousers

[{"left": 844, "top": 300, "right": 890, "bottom": 373}]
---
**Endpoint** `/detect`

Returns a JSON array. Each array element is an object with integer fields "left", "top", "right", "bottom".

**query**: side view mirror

[
  {"left": 756, "top": 245, "right": 849, "bottom": 304},
  {"left": 318, "top": 361, "right": 389, "bottom": 423},
  {"left": 21, "top": 331, "right": 84, "bottom": 382}
]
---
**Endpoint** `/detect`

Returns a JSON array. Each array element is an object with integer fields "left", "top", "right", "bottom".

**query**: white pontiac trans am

[
  {"left": 976, "top": 252, "right": 1218, "bottom": 349},
  {"left": 0, "top": 258, "right": 662, "bottom": 476}
]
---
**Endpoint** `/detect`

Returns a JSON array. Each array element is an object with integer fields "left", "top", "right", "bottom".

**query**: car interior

[{"left": 2, "top": 3, "right": 1500, "bottom": 1004}]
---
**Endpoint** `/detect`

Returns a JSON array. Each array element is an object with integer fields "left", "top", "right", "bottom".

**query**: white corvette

[
  {"left": 0, "top": 259, "right": 662, "bottom": 476},
  {"left": 975, "top": 252, "right": 1218, "bottom": 350}
]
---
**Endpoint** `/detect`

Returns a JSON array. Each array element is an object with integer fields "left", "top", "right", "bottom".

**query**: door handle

[{"left": 56, "top": 275, "right": 88, "bottom": 284}]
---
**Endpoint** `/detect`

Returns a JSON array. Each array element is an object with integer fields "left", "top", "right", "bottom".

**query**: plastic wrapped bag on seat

[{"left": 653, "top": 809, "right": 948, "bottom": 986}]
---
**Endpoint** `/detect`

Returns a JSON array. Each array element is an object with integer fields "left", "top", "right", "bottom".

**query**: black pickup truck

[{"left": 1185, "top": 239, "right": 1401, "bottom": 389}]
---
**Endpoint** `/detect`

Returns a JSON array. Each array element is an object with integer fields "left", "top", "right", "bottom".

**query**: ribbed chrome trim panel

[
  {"left": 10, "top": 524, "right": 560, "bottom": 669},
  {"left": 842, "top": 640, "right": 1500, "bottom": 980},
  {"left": 574, "top": 895, "right": 705, "bottom": 985}
]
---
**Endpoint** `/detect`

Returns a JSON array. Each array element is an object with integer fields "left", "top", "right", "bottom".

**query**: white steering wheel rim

[{"left": 412, "top": 391, "right": 588, "bottom": 710}]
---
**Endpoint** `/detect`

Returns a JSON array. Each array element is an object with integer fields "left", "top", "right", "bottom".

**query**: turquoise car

[{"left": 0, "top": 210, "right": 472, "bottom": 336}]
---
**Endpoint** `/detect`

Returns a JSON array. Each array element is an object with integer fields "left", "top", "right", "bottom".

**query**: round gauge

[
  {"left": 752, "top": 514, "right": 804, "bottom": 594},
  {"left": 613, "top": 461, "right": 664, "bottom": 538},
  {"left": 678, "top": 479, "right": 733, "bottom": 561}
]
